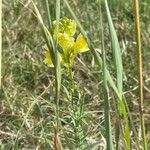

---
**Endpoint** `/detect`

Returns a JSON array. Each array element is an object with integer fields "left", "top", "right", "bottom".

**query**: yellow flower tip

[
  {"left": 44, "top": 49, "right": 54, "bottom": 67},
  {"left": 66, "top": 18, "right": 76, "bottom": 36},
  {"left": 53, "top": 17, "right": 76, "bottom": 38},
  {"left": 73, "top": 34, "right": 89, "bottom": 53}
]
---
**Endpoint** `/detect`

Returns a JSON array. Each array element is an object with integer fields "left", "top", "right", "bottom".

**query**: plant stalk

[
  {"left": 133, "top": 0, "right": 147, "bottom": 149},
  {"left": 55, "top": 0, "right": 61, "bottom": 134}
]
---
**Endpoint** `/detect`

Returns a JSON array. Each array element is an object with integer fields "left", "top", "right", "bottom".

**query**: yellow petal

[
  {"left": 58, "top": 33, "right": 74, "bottom": 50},
  {"left": 73, "top": 34, "right": 89, "bottom": 53},
  {"left": 44, "top": 49, "right": 54, "bottom": 67}
]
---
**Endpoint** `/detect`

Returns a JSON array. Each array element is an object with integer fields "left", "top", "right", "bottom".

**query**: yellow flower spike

[
  {"left": 53, "top": 18, "right": 76, "bottom": 38},
  {"left": 58, "top": 33, "right": 75, "bottom": 51},
  {"left": 44, "top": 17, "right": 89, "bottom": 69},
  {"left": 73, "top": 34, "right": 89, "bottom": 53},
  {"left": 44, "top": 49, "right": 54, "bottom": 67}
]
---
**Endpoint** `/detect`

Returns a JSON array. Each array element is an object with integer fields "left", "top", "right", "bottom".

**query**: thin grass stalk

[
  {"left": 54, "top": 0, "right": 62, "bottom": 149},
  {"left": 55, "top": 0, "right": 61, "bottom": 129},
  {"left": 133, "top": 0, "right": 147, "bottom": 149},
  {"left": 45, "top": 0, "right": 52, "bottom": 32},
  {"left": 98, "top": 1, "right": 114, "bottom": 149}
]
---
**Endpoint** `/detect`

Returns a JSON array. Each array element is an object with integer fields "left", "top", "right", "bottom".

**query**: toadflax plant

[
  {"left": 44, "top": 17, "right": 89, "bottom": 70},
  {"left": 44, "top": 17, "right": 89, "bottom": 149}
]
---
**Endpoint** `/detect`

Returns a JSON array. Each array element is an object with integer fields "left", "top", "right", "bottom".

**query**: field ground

[{"left": 1, "top": 0, "right": 150, "bottom": 149}]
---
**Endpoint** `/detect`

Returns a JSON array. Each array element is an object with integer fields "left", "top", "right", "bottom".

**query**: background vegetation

[{"left": 1, "top": 0, "right": 150, "bottom": 149}]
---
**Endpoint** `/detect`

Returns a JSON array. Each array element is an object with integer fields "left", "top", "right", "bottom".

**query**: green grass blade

[
  {"left": 45, "top": 0, "right": 52, "bottom": 32},
  {"left": 98, "top": 0, "right": 114, "bottom": 149},
  {"left": 104, "top": 0, "right": 123, "bottom": 93},
  {"left": 104, "top": 0, "right": 130, "bottom": 149}
]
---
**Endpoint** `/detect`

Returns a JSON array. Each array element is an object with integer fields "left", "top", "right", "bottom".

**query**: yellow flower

[
  {"left": 73, "top": 34, "right": 89, "bottom": 53},
  {"left": 53, "top": 17, "right": 76, "bottom": 38},
  {"left": 43, "top": 18, "right": 89, "bottom": 68},
  {"left": 58, "top": 33, "right": 75, "bottom": 50},
  {"left": 43, "top": 49, "right": 54, "bottom": 67}
]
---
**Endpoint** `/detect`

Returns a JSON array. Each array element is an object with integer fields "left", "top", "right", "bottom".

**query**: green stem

[
  {"left": 67, "top": 64, "right": 74, "bottom": 107},
  {"left": 55, "top": 0, "right": 61, "bottom": 134},
  {"left": 67, "top": 63, "right": 84, "bottom": 149}
]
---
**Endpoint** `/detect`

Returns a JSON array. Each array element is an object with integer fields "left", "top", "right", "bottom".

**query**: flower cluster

[{"left": 44, "top": 17, "right": 89, "bottom": 68}]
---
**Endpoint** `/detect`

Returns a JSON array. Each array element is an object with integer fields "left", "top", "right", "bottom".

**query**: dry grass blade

[
  {"left": 53, "top": 122, "right": 63, "bottom": 150},
  {"left": 133, "top": 0, "right": 147, "bottom": 149}
]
